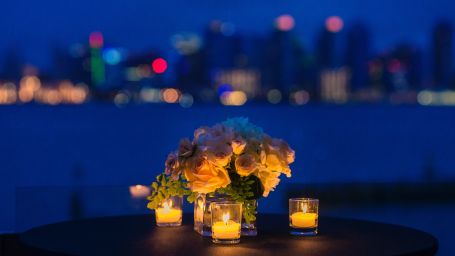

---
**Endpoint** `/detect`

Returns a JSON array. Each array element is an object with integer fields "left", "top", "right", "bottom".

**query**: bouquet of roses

[{"left": 147, "top": 117, "right": 295, "bottom": 223}]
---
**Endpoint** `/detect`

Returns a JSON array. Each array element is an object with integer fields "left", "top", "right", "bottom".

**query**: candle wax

[
  {"left": 156, "top": 208, "right": 182, "bottom": 223},
  {"left": 212, "top": 220, "right": 241, "bottom": 239},
  {"left": 291, "top": 212, "right": 318, "bottom": 228}
]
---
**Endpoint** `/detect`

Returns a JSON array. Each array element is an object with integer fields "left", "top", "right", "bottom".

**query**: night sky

[{"left": 1, "top": 0, "right": 454, "bottom": 69}]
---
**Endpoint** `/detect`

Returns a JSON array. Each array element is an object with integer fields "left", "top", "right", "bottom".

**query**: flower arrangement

[{"left": 147, "top": 117, "right": 295, "bottom": 223}]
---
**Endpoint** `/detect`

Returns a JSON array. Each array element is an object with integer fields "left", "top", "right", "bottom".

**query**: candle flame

[
  {"left": 163, "top": 200, "right": 172, "bottom": 211},
  {"left": 222, "top": 212, "right": 230, "bottom": 224},
  {"left": 302, "top": 204, "right": 308, "bottom": 213}
]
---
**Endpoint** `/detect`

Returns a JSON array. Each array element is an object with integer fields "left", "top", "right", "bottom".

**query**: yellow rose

[
  {"left": 204, "top": 140, "right": 233, "bottom": 167},
  {"left": 184, "top": 155, "right": 230, "bottom": 193},
  {"left": 232, "top": 137, "right": 246, "bottom": 155},
  {"left": 235, "top": 154, "right": 257, "bottom": 176},
  {"left": 257, "top": 168, "right": 281, "bottom": 197},
  {"left": 263, "top": 135, "right": 293, "bottom": 178}
]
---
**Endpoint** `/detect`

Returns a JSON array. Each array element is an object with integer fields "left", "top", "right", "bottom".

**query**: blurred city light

[
  {"left": 220, "top": 91, "right": 247, "bottom": 106},
  {"left": 161, "top": 88, "right": 180, "bottom": 103},
  {"left": 114, "top": 91, "right": 130, "bottom": 107},
  {"left": 71, "top": 84, "right": 89, "bottom": 104},
  {"left": 388, "top": 59, "right": 402, "bottom": 73},
  {"left": 102, "top": 48, "right": 123, "bottom": 65},
  {"left": 214, "top": 69, "right": 260, "bottom": 97},
  {"left": 275, "top": 14, "right": 295, "bottom": 31},
  {"left": 140, "top": 88, "right": 162, "bottom": 103},
  {"left": 417, "top": 90, "right": 455, "bottom": 106},
  {"left": 171, "top": 33, "right": 202, "bottom": 55},
  {"left": 0, "top": 14, "right": 452, "bottom": 107},
  {"left": 267, "top": 89, "right": 282, "bottom": 104},
  {"left": 89, "top": 32, "right": 104, "bottom": 48},
  {"left": 179, "top": 93, "right": 194, "bottom": 108},
  {"left": 320, "top": 68, "right": 350, "bottom": 103},
  {"left": 0, "top": 82, "right": 17, "bottom": 104},
  {"left": 19, "top": 76, "right": 41, "bottom": 103},
  {"left": 152, "top": 58, "right": 168, "bottom": 74},
  {"left": 325, "top": 16, "right": 344, "bottom": 33},
  {"left": 290, "top": 90, "right": 310, "bottom": 105}
]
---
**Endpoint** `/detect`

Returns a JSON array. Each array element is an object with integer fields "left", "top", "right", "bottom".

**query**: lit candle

[
  {"left": 212, "top": 213, "right": 241, "bottom": 239},
  {"left": 156, "top": 201, "right": 182, "bottom": 223},
  {"left": 290, "top": 204, "right": 318, "bottom": 228},
  {"left": 129, "top": 185, "right": 151, "bottom": 198}
]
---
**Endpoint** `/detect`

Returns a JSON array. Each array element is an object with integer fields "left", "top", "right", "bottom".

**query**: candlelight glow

[
  {"left": 222, "top": 212, "right": 230, "bottom": 224},
  {"left": 163, "top": 201, "right": 172, "bottom": 211},
  {"left": 129, "top": 185, "right": 151, "bottom": 198}
]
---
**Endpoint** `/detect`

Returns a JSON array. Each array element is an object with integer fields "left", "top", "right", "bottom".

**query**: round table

[{"left": 20, "top": 214, "right": 438, "bottom": 256}]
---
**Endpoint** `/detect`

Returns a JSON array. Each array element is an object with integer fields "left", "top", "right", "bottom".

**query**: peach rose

[
  {"left": 267, "top": 137, "right": 295, "bottom": 164},
  {"left": 257, "top": 168, "right": 281, "bottom": 197},
  {"left": 184, "top": 155, "right": 231, "bottom": 193},
  {"left": 178, "top": 138, "right": 194, "bottom": 158},
  {"left": 235, "top": 154, "right": 257, "bottom": 176},
  {"left": 194, "top": 124, "right": 234, "bottom": 146},
  {"left": 202, "top": 138, "right": 233, "bottom": 167},
  {"left": 164, "top": 153, "right": 180, "bottom": 179},
  {"left": 232, "top": 137, "right": 246, "bottom": 155},
  {"left": 263, "top": 135, "right": 294, "bottom": 177}
]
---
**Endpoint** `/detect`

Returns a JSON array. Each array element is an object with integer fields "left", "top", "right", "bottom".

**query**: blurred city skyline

[
  {"left": 2, "top": 0, "right": 455, "bottom": 68},
  {"left": 1, "top": 0, "right": 455, "bottom": 107}
]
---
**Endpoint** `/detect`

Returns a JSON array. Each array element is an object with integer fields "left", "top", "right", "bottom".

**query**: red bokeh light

[
  {"left": 89, "top": 32, "right": 104, "bottom": 48},
  {"left": 388, "top": 59, "right": 402, "bottom": 73},
  {"left": 152, "top": 58, "right": 168, "bottom": 74},
  {"left": 325, "top": 16, "right": 344, "bottom": 33},
  {"left": 276, "top": 14, "right": 295, "bottom": 31}
]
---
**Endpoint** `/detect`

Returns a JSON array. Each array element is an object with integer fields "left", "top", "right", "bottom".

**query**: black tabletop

[{"left": 20, "top": 214, "right": 438, "bottom": 256}]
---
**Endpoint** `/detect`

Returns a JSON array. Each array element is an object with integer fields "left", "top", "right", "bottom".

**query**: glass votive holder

[
  {"left": 193, "top": 194, "right": 231, "bottom": 236},
  {"left": 289, "top": 198, "right": 319, "bottom": 236},
  {"left": 211, "top": 202, "right": 242, "bottom": 244},
  {"left": 155, "top": 196, "right": 182, "bottom": 227}
]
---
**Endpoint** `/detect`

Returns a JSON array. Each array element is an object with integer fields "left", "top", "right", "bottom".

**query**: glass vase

[
  {"left": 194, "top": 194, "right": 229, "bottom": 236},
  {"left": 241, "top": 199, "right": 258, "bottom": 236}
]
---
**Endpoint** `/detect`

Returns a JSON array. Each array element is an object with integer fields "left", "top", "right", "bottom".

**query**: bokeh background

[{"left": 1, "top": 0, "right": 455, "bottom": 254}]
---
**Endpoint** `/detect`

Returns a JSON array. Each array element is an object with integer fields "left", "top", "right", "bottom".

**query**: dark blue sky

[{"left": 1, "top": 0, "right": 454, "bottom": 70}]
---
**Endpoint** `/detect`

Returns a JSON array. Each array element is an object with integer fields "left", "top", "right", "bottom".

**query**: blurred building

[
  {"left": 345, "top": 23, "right": 370, "bottom": 92},
  {"left": 52, "top": 45, "right": 91, "bottom": 85},
  {"left": 388, "top": 44, "right": 422, "bottom": 92},
  {"left": 0, "top": 47, "right": 24, "bottom": 81},
  {"left": 432, "top": 21, "right": 453, "bottom": 88},
  {"left": 319, "top": 67, "right": 350, "bottom": 103}
]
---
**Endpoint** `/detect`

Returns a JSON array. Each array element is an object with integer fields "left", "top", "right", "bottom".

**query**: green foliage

[
  {"left": 147, "top": 173, "right": 193, "bottom": 210},
  {"left": 216, "top": 172, "right": 263, "bottom": 224},
  {"left": 147, "top": 165, "right": 264, "bottom": 224}
]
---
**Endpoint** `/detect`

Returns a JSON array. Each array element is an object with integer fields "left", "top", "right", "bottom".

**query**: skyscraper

[
  {"left": 345, "top": 23, "right": 369, "bottom": 92},
  {"left": 262, "top": 29, "right": 304, "bottom": 94},
  {"left": 316, "top": 28, "right": 336, "bottom": 69},
  {"left": 432, "top": 21, "right": 453, "bottom": 88}
]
